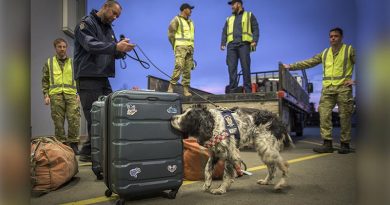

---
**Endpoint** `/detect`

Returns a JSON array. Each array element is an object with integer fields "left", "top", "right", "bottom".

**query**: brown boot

[
  {"left": 313, "top": 140, "right": 334, "bottom": 153},
  {"left": 167, "top": 83, "right": 174, "bottom": 93},
  {"left": 183, "top": 86, "right": 192, "bottom": 96}
]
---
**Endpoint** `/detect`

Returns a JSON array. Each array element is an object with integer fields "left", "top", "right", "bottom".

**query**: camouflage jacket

[{"left": 290, "top": 46, "right": 356, "bottom": 70}]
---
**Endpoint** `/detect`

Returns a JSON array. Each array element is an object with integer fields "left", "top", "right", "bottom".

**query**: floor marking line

[
  {"left": 60, "top": 153, "right": 332, "bottom": 205},
  {"left": 300, "top": 140, "right": 323, "bottom": 146},
  {"left": 78, "top": 162, "right": 92, "bottom": 167}
]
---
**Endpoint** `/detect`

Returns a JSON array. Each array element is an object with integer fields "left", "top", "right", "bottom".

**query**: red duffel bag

[
  {"left": 30, "top": 136, "right": 78, "bottom": 195},
  {"left": 183, "top": 138, "right": 243, "bottom": 181}
]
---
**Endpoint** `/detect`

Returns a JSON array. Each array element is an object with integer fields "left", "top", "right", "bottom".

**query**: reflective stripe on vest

[
  {"left": 226, "top": 11, "right": 253, "bottom": 44},
  {"left": 174, "top": 16, "right": 194, "bottom": 48},
  {"left": 321, "top": 44, "right": 353, "bottom": 86},
  {"left": 48, "top": 57, "right": 77, "bottom": 95}
]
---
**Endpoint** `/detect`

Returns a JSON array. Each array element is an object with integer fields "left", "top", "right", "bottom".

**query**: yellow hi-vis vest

[
  {"left": 174, "top": 16, "right": 194, "bottom": 48},
  {"left": 321, "top": 44, "right": 354, "bottom": 86},
  {"left": 226, "top": 11, "right": 253, "bottom": 44},
  {"left": 47, "top": 56, "right": 77, "bottom": 95}
]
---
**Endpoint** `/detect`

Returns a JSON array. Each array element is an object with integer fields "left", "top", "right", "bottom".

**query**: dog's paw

[
  {"left": 274, "top": 181, "right": 287, "bottom": 190},
  {"left": 210, "top": 188, "right": 226, "bottom": 195},
  {"left": 257, "top": 179, "right": 271, "bottom": 185},
  {"left": 202, "top": 184, "right": 211, "bottom": 192}
]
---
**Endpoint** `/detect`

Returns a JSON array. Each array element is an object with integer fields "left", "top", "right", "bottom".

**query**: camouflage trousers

[
  {"left": 49, "top": 93, "right": 80, "bottom": 143},
  {"left": 170, "top": 46, "right": 194, "bottom": 86},
  {"left": 318, "top": 85, "right": 354, "bottom": 143}
]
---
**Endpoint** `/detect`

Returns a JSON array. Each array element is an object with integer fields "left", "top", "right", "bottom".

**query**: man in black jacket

[
  {"left": 221, "top": 0, "right": 259, "bottom": 94},
  {"left": 74, "top": 0, "right": 134, "bottom": 162}
]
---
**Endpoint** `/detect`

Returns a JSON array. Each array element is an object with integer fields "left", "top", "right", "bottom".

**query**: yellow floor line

[
  {"left": 61, "top": 196, "right": 117, "bottom": 205},
  {"left": 300, "top": 140, "right": 342, "bottom": 147},
  {"left": 60, "top": 153, "right": 331, "bottom": 205},
  {"left": 300, "top": 140, "right": 322, "bottom": 146},
  {"left": 79, "top": 162, "right": 92, "bottom": 167}
]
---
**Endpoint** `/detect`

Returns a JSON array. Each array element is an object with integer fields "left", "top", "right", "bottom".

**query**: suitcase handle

[
  {"left": 98, "top": 96, "right": 106, "bottom": 101},
  {"left": 146, "top": 97, "right": 159, "bottom": 101}
]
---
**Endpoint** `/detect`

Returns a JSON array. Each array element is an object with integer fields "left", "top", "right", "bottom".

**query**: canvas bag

[
  {"left": 30, "top": 136, "right": 78, "bottom": 194},
  {"left": 183, "top": 138, "right": 234, "bottom": 181}
]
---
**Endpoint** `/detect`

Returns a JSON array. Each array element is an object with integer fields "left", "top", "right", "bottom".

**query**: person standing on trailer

[
  {"left": 167, "top": 3, "right": 195, "bottom": 97},
  {"left": 221, "top": 0, "right": 259, "bottom": 93},
  {"left": 74, "top": 0, "right": 135, "bottom": 162}
]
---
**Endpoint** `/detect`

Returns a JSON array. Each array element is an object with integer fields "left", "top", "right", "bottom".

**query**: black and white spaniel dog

[{"left": 171, "top": 104, "right": 293, "bottom": 195}]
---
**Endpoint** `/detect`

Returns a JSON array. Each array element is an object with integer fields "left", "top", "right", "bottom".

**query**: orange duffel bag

[
  {"left": 183, "top": 138, "right": 243, "bottom": 181},
  {"left": 30, "top": 136, "right": 78, "bottom": 195}
]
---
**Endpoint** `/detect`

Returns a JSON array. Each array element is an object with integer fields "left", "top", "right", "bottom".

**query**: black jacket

[
  {"left": 74, "top": 10, "right": 125, "bottom": 79},
  {"left": 221, "top": 9, "right": 259, "bottom": 46}
]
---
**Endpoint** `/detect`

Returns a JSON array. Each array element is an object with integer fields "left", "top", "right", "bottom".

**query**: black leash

[{"left": 119, "top": 44, "right": 222, "bottom": 109}]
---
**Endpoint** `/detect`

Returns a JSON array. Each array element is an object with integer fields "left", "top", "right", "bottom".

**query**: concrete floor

[{"left": 31, "top": 127, "right": 357, "bottom": 205}]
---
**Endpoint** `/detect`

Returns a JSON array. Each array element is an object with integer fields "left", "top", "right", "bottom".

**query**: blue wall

[{"left": 87, "top": 0, "right": 356, "bottom": 106}]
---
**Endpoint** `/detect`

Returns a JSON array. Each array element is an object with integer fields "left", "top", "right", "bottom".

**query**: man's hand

[
  {"left": 344, "top": 79, "right": 355, "bottom": 86},
  {"left": 44, "top": 96, "right": 50, "bottom": 105},
  {"left": 76, "top": 95, "right": 80, "bottom": 103},
  {"left": 250, "top": 42, "right": 257, "bottom": 47},
  {"left": 220, "top": 45, "right": 226, "bottom": 51},
  {"left": 282, "top": 64, "right": 291, "bottom": 69},
  {"left": 116, "top": 38, "right": 135, "bottom": 52}
]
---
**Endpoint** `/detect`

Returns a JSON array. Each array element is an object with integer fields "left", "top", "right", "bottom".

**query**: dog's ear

[{"left": 197, "top": 110, "right": 215, "bottom": 146}]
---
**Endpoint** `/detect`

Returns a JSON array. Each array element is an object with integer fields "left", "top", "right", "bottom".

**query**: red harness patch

[{"left": 204, "top": 131, "right": 230, "bottom": 148}]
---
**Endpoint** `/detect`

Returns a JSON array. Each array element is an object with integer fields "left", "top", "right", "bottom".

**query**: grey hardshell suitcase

[
  {"left": 102, "top": 90, "right": 183, "bottom": 204},
  {"left": 90, "top": 96, "right": 106, "bottom": 180}
]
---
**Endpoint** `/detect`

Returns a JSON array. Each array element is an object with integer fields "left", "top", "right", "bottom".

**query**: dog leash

[{"left": 121, "top": 43, "right": 225, "bottom": 110}]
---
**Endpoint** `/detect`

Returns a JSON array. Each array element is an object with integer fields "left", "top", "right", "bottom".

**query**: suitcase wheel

[
  {"left": 116, "top": 198, "right": 125, "bottom": 205},
  {"left": 167, "top": 189, "right": 178, "bottom": 199},
  {"left": 104, "top": 189, "right": 112, "bottom": 197}
]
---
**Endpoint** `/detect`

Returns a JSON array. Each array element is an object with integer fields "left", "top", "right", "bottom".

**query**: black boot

[
  {"left": 313, "top": 140, "right": 334, "bottom": 153},
  {"left": 79, "top": 143, "right": 91, "bottom": 162},
  {"left": 338, "top": 142, "right": 351, "bottom": 154},
  {"left": 69, "top": 142, "right": 80, "bottom": 155}
]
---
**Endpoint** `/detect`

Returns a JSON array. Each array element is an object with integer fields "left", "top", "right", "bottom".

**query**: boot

[
  {"left": 313, "top": 140, "right": 334, "bottom": 153},
  {"left": 183, "top": 86, "right": 192, "bottom": 96},
  {"left": 167, "top": 83, "right": 174, "bottom": 93},
  {"left": 69, "top": 142, "right": 79, "bottom": 155},
  {"left": 79, "top": 144, "right": 91, "bottom": 162},
  {"left": 338, "top": 142, "right": 351, "bottom": 154}
]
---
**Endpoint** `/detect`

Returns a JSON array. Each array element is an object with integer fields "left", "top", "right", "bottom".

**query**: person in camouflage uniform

[
  {"left": 282, "top": 27, "right": 355, "bottom": 154},
  {"left": 167, "top": 3, "right": 195, "bottom": 97},
  {"left": 42, "top": 38, "right": 80, "bottom": 154}
]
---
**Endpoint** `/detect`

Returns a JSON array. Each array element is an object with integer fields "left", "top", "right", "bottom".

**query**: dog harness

[
  {"left": 221, "top": 110, "right": 241, "bottom": 147},
  {"left": 204, "top": 131, "right": 230, "bottom": 148}
]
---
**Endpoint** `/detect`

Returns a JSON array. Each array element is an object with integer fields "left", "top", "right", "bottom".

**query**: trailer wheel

[
  {"left": 296, "top": 128, "right": 303, "bottom": 137},
  {"left": 295, "top": 120, "right": 304, "bottom": 137},
  {"left": 105, "top": 189, "right": 112, "bottom": 197}
]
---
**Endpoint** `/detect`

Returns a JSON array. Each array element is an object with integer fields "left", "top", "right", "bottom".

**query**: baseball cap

[
  {"left": 228, "top": 0, "right": 243, "bottom": 5},
  {"left": 180, "top": 3, "right": 195, "bottom": 11}
]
